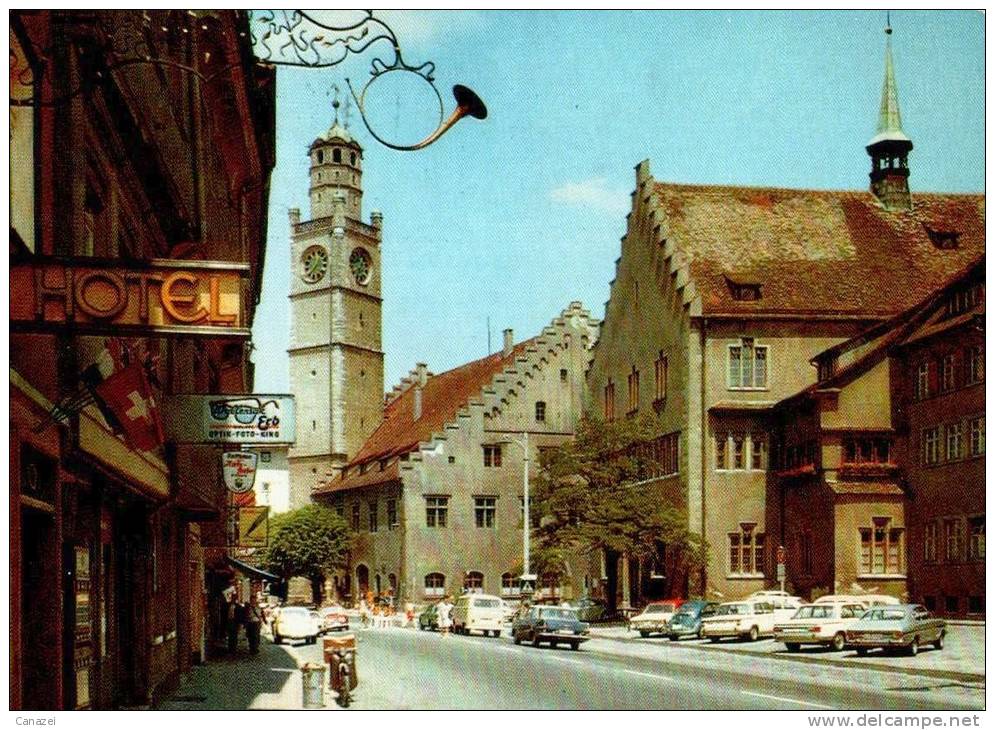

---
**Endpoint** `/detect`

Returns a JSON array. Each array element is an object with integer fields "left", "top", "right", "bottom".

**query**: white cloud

[{"left": 549, "top": 178, "right": 630, "bottom": 215}]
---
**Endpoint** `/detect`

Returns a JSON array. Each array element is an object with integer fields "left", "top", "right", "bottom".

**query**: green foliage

[
  {"left": 259, "top": 504, "right": 353, "bottom": 588},
  {"left": 532, "top": 414, "right": 706, "bottom": 579}
]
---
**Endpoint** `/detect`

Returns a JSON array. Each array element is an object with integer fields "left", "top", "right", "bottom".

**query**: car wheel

[
  {"left": 907, "top": 637, "right": 919, "bottom": 657},
  {"left": 709, "top": 637, "right": 720, "bottom": 643},
  {"left": 748, "top": 626, "right": 759, "bottom": 642},
  {"left": 570, "top": 642, "right": 580, "bottom": 651},
  {"left": 856, "top": 647, "right": 868, "bottom": 656},
  {"left": 514, "top": 631, "right": 522, "bottom": 645},
  {"left": 274, "top": 633, "right": 282, "bottom": 645},
  {"left": 668, "top": 635, "right": 677, "bottom": 641},
  {"left": 786, "top": 643, "right": 801, "bottom": 652},
  {"left": 933, "top": 632, "right": 945, "bottom": 651},
  {"left": 831, "top": 633, "right": 846, "bottom": 652},
  {"left": 494, "top": 630, "right": 501, "bottom": 638},
  {"left": 532, "top": 635, "right": 541, "bottom": 648},
  {"left": 550, "top": 640, "right": 558, "bottom": 649}
]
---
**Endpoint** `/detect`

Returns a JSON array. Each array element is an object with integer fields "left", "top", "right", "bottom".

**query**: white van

[{"left": 452, "top": 594, "right": 505, "bottom": 637}]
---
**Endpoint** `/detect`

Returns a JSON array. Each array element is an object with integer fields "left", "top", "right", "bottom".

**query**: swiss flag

[{"left": 93, "top": 362, "right": 163, "bottom": 452}]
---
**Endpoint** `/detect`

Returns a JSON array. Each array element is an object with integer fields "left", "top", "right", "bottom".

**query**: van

[{"left": 452, "top": 593, "right": 505, "bottom": 637}]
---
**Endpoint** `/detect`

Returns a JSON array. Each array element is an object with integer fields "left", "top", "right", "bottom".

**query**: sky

[{"left": 250, "top": 10, "right": 985, "bottom": 395}]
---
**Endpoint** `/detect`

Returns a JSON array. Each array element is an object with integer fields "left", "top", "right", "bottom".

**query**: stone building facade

[
  {"left": 312, "top": 305, "right": 600, "bottom": 604},
  {"left": 287, "top": 120, "right": 385, "bottom": 508}
]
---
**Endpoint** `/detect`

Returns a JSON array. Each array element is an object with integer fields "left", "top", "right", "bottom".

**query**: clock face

[
  {"left": 349, "top": 248, "right": 372, "bottom": 285},
  {"left": 300, "top": 245, "right": 328, "bottom": 284}
]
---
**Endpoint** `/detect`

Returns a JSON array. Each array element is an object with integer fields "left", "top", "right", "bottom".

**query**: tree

[
  {"left": 532, "top": 414, "right": 706, "bottom": 604},
  {"left": 259, "top": 504, "right": 353, "bottom": 604}
]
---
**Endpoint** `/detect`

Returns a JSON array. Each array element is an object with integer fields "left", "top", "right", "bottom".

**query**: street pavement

[{"left": 159, "top": 621, "right": 984, "bottom": 710}]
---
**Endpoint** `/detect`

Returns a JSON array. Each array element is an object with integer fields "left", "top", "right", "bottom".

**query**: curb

[{"left": 587, "top": 631, "right": 986, "bottom": 685}]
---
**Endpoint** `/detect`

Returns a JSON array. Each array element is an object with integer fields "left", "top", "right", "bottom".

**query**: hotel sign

[
  {"left": 10, "top": 257, "right": 250, "bottom": 337},
  {"left": 162, "top": 394, "right": 295, "bottom": 445}
]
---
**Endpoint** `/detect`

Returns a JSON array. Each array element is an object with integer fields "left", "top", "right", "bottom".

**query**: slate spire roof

[{"left": 868, "top": 23, "right": 911, "bottom": 147}]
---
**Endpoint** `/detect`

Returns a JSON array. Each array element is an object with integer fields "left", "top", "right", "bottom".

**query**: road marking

[
  {"left": 622, "top": 669, "right": 674, "bottom": 682},
  {"left": 740, "top": 691, "right": 832, "bottom": 709},
  {"left": 545, "top": 655, "right": 584, "bottom": 665}
]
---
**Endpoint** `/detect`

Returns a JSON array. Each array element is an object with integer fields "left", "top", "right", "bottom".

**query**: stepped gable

[
  {"left": 651, "top": 181, "right": 984, "bottom": 317},
  {"left": 346, "top": 338, "right": 537, "bottom": 468}
]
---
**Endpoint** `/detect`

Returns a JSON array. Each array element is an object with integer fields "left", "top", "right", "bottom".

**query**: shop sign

[
  {"left": 162, "top": 394, "right": 295, "bottom": 444},
  {"left": 229, "top": 506, "right": 269, "bottom": 548},
  {"left": 9, "top": 256, "right": 250, "bottom": 338},
  {"left": 223, "top": 451, "right": 258, "bottom": 494}
]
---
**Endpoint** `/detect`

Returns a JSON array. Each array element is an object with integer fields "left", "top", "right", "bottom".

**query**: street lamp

[{"left": 499, "top": 433, "right": 536, "bottom": 599}]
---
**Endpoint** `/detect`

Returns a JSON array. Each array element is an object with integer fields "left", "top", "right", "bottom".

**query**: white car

[
  {"left": 701, "top": 600, "right": 776, "bottom": 642},
  {"left": 814, "top": 594, "right": 899, "bottom": 609},
  {"left": 747, "top": 591, "right": 806, "bottom": 620},
  {"left": 774, "top": 602, "right": 867, "bottom": 651},
  {"left": 452, "top": 594, "right": 505, "bottom": 637},
  {"left": 272, "top": 606, "right": 319, "bottom": 645},
  {"left": 630, "top": 600, "right": 683, "bottom": 637}
]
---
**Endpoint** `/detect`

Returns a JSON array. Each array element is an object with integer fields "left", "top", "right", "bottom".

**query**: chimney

[
  {"left": 416, "top": 362, "right": 428, "bottom": 387},
  {"left": 502, "top": 328, "right": 513, "bottom": 357},
  {"left": 413, "top": 386, "right": 423, "bottom": 421}
]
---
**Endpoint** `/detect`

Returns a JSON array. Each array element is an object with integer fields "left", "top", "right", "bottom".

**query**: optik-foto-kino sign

[
  {"left": 10, "top": 256, "right": 250, "bottom": 337},
  {"left": 162, "top": 395, "right": 296, "bottom": 445}
]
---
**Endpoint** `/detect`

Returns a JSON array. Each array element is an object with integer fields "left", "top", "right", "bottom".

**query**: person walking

[
  {"left": 245, "top": 594, "right": 263, "bottom": 655},
  {"left": 225, "top": 592, "right": 239, "bottom": 654},
  {"left": 437, "top": 596, "right": 453, "bottom": 638}
]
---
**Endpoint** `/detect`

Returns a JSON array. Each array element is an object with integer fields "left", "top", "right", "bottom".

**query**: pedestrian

[
  {"left": 360, "top": 598, "right": 371, "bottom": 630},
  {"left": 437, "top": 596, "right": 453, "bottom": 637},
  {"left": 245, "top": 594, "right": 263, "bottom": 654},
  {"left": 225, "top": 592, "right": 239, "bottom": 654}
]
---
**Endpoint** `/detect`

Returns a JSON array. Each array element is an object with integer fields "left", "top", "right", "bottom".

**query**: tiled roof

[
  {"left": 653, "top": 183, "right": 984, "bottom": 316},
  {"left": 348, "top": 339, "right": 537, "bottom": 468},
  {"left": 314, "top": 460, "right": 401, "bottom": 496}
]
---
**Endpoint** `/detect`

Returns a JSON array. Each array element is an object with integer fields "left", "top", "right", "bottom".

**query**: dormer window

[
  {"left": 725, "top": 274, "right": 762, "bottom": 301},
  {"left": 925, "top": 226, "right": 960, "bottom": 250}
]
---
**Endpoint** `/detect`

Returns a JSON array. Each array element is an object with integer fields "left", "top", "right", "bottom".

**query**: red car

[
  {"left": 318, "top": 605, "right": 350, "bottom": 634},
  {"left": 629, "top": 599, "right": 685, "bottom": 637}
]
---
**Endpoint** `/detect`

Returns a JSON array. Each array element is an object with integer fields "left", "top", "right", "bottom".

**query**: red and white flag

[{"left": 93, "top": 361, "right": 163, "bottom": 452}]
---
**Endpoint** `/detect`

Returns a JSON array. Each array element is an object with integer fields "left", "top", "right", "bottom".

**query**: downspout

[{"left": 699, "top": 317, "right": 708, "bottom": 596}]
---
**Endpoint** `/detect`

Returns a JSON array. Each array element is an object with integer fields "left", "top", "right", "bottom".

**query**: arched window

[
  {"left": 356, "top": 564, "right": 370, "bottom": 594},
  {"left": 465, "top": 571, "right": 484, "bottom": 593},
  {"left": 350, "top": 152, "right": 356, "bottom": 165},
  {"left": 388, "top": 573, "right": 398, "bottom": 595},
  {"left": 424, "top": 572, "right": 445, "bottom": 597},
  {"left": 333, "top": 148, "right": 342, "bottom": 163},
  {"left": 501, "top": 572, "right": 517, "bottom": 596},
  {"left": 317, "top": 149, "right": 324, "bottom": 164},
  {"left": 374, "top": 574, "right": 382, "bottom": 595}
]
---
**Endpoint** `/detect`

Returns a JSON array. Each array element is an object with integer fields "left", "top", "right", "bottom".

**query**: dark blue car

[
  {"left": 666, "top": 600, "right": 720, "bottom": 641},
  {"left": 512, "top": 605, "right": 590, "bottom": 650}
]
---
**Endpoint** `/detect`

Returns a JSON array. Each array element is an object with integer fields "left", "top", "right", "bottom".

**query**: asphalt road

[{"left": 284, "top": 625, "right": 985, "bottom": 711}]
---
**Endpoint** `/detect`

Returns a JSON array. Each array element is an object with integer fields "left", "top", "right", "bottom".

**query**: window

[
  {"left": 519, "top": 496, "right": 540, "bottom": 529},
  {"left": 335, "top": 502, "right": 345, "bottom": 519},
  {"left": 627, "top": 367, "right": 640, "bottom": 413},
  {"left": 728, "top": 527, "right": 765, "bottom": 575},
  {"left": 604, "top": 380, "right": 616, "bottom": 421},
  {"left": 560, "top": 368, "right": 568, "bottom": 383},
  {"left": 424, "top": 573, "right": 445, "bottom": 597},
  {"left": 968, "top": 596, "right": 984, "bottom": 614},
  {"left": 946, "top": 423, "right": 963, "bottom": 460},
  {"left": 728, "top": 339, "right": 768, "bottom": 389},
  {"left": 798, "top": 531, "right": 812, "bottom": 575},
  {"left": 923, "top": 427, "right": 940, "bottom": 465},
  {"left": 483, "top": 445, "right": 502, "bottom": 468},
  {"left": 941, "top": 354, "right": 956, "bottom": 392},
  {"left": 654, "top": 352, "right": 668, "bottom": 401},
  {"left": 859, "top": 518, "right": 903, "bottom": 575},
  {"left": 924, "top": 522, "right": 937, "bottom": 563},
  {"left": 368, "top": 501, "right": 378, "bottom": 532},
  {"left": 535, "top": 401, "right": 546, "bottom": 422},
  {"left": 750, "top": 436, "right": 766, "bottom": 471},
  {"left": 915, "top": 362, "right": 931, "bottom": 400},
  {"left": 351, "top": 503, "right": 360, "bottom": 531},
  {"left": 715, "top": 435, "right": 727, "bottom": 471},
  {"left": 944, "top": 596, "right": 960, "bottom": 614},
  {"left": 474, "top": 496, "right": 497, "bottom": 528},
  {"left": 333, "top": 148, "right": 341, "bottom": 163},
  {"left": 969, "top": 417, "right": 985, "bottom": 456},
  {"left": 943, "top": 519, "right": 962, "bottom": 562},
  {"left": 501, "top": 572, "right": 517, "bottom": 596},
  {"left": 968, "top": 517, "right": 985, "bottom": 561},
  {"left": 637, "top": 432, "right": 679, "bottom": 477},
  {"left": 966, "top": 345, "right": 984, "bottom": 384},
  {"left": 425, "top": 496, "right": 448, "bottom": 528},
  {"left": 842, "top": 438, "right": 892, "bottom": 465},
  {"left": 387, "top": 499, "right": 398, "bottom": 530},
  {"left": 464, "top": 571, "right": 484, "bottom": 593},
  {"left": 317, "top": 150, "right": 324, "bottom": 164},
  {"left": 732, "top": 436, "right": 745, "bottom": 470}
]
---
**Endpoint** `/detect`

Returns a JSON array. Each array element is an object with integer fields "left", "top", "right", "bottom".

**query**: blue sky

[{"left": 250, "top": 10, "right": 984, "bottom": 395}]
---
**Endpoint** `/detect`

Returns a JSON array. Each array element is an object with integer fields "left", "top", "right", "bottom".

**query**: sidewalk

[
  {"left": 587, "top": 622, "right": 985, "bottom": 683},
  {"left": 157, "top": 639, "right": 307, "bottom": 710}
]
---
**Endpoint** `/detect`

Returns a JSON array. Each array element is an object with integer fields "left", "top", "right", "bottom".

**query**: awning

[{"left": 226, "top": 556, "right": 279, "bottom": 582}]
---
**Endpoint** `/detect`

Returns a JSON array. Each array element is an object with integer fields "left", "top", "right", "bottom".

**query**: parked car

[
  {"left": 701, "top": 600, "right": 776, "bottom": 642},
  {"left": 512, "top": 605, "right": 590, "bottom": 650},
  {"left": 452, "top": 594, "right": 505, "bottom": 637},
  {"left": 773, "top": 602, "right": 867, "bottom": 651},
  {"left": 272, "top": 606, "right": 319, "bottom": 645},
  {"left": 629, "top": 599, "right": 684, "bottom": 637},
  {"left": 845, "top": 604, "right": 946, "bottom": 657},
  {"left": 418, "top": 604, "right": 439, "bottom": 631},
  {"left": 666, "top": 600, "right": 720, "bottom": 641},
  {"left": 318, "top": 605, "right": 350, "bottom": 634},
  {"left": 572, "top": 597, "right": 611, "bottom": 623},
  {"left": 768, "top": 595, "right": 807, "bottom": 621},
  {"left": 814, "top": 594, "right": 899, "bottom": 610}
]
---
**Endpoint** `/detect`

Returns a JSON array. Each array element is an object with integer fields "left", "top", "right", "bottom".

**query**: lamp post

[{"left": 500, "top": 432, "right": 536, "bottom": 599}]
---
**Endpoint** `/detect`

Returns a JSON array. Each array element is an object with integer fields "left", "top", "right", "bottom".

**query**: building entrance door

[{"left": 20, "top": 508, "right": 59, "bottom": 709}]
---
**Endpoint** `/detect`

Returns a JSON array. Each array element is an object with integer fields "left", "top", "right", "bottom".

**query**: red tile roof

[
  {"left": 653, "top": 183, "right": 984, "bottom": 316},
  {"left": 349, "top": 339, "right": 536, "bottom": 468}
]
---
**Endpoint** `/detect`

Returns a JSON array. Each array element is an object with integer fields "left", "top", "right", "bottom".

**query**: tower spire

[{"left": 866, "top": 16, "right": 913, "bottom": 211}]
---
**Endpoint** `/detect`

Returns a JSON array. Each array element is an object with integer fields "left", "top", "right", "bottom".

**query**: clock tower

[{"left": 287, "top": 111, "right": 385, "bottom": 508}]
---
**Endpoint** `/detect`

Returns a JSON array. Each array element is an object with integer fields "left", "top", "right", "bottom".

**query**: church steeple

[{"left": 866, "top": 18, "right": 913, "bottom": 211}]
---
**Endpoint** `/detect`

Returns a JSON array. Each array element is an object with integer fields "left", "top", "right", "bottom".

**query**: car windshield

[
  {"left": 281, "top": 608, "right": 308, "bottom": 617},
  {"left": 540, "top": 608, "right": 576, "bottom": 620},
  {"left": 864, "top": 608, "right": 908, "bottom": 621},
  {"left": 321, "top": 608, "right": 342, "bottom": 616},
  {"left": 793, "top": 606, "right": 833, "bottom": 619},
  {"left": 474, "top": 598, "right": 500, "bottom": 608},
  {"left": 717, "top": 603, "right": 748, "bottom": 616}
]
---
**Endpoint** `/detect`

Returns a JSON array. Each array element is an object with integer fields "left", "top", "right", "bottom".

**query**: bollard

[{"left": 301, "top": 662, "right": 326, "bottom": 709}]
